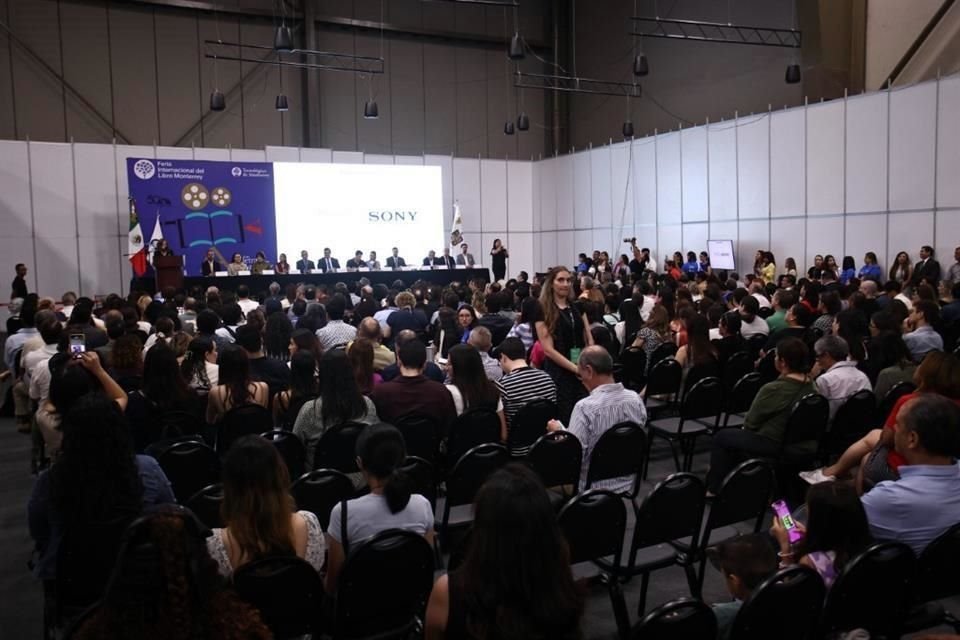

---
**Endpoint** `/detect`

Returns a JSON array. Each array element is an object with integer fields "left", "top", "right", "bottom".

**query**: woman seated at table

[
  {"left": 251, "top": 251, "right": 271, "bottom": 275},
  {"left": 226, "top": 253, "right": 247, "bottom": 276},
  {"left": 275, "top": 252, "right": 291, "bottom": 274}
]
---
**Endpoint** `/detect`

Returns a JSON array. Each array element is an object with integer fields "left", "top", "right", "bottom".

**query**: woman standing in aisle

[
  {"left": 490, "top": 239, "right": 508, "bottom": 282},
  {"left": 535, "top": 266, "right": 593, "bottom": 424}
]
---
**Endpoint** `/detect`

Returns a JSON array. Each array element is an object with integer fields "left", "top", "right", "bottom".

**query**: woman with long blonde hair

[{"left": 536, "top": 266, "right": 593, "bottom": 423}]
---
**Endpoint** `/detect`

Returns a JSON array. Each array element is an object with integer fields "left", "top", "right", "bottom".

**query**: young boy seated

[{"left": 707, "top": 533, "right": 778, "bottom": 640}]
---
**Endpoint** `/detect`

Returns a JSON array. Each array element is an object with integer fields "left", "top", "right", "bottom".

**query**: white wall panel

[
  {"left": 592, "top": 228, "right": 614, "bottom": 256},
  {"left": 805, "top": 216, "right": 844, "bottom": 271},
  {"left": 35, "top": 236, "right": 80, "bottom": 298},
  {"left": 556, "top": 231, "right": 574, "bottom": 270},
  {"left": 0, "top": 140, "right": 35, "bottom": 291},
  {"left": 507, "top": 161, "right": 533, "bottom": 232},
  {"left": 264, "top": 146, "right": 300, "bottom": 162},
  {"left": 610, "top": 142, "right": 634, "bottom": 232},
  {"left": 330, "top": 150, "right": 363, "bottom": 164},
  {"left": 707, "top": 124, "right": 737, "bottom": 220},
  {"left": 156, "top": 146, "right": 193, "bottom": 160},
  {"left": 634, "top": 139, "right": 657, "bottom": 227},
  {"left": 656, "top": 133, "right": 681, "bottom": 225},
  {"left": 737, "top": 219, "right": 770, "bottom": 276},
  {"left": 806, "top": 101, "right": 845, "bottom": 215},
  {"left": 479, "top": 159, "right": 507, "bottom": 233},
  {"left": 556, "top": 155, "right": 575, "bottom": 230},
  {"left": 74, "top": 143, "right": 122, "bottom": 296},
  {"left": 452, "top": 158, "right": 481, "bottom": 236},
  {"left": 229, "top": 149, "right": 267, "bottom": 162},
  {"left": 657, "top": 225, "right": 682, "bottom": 266},
  {"left": 683, "top": 223, "right": 708, "bottom": 256},
  {"left": 681, "top": 127, "right": 708, "bottom": 222},
  {"left": 30, "top": 143, "right": 76, "bottom": 239},
  {"left": 540, "top": 231, "right": 558, "bottom": 271},
  {"left": 300, "top": 148, "right": 333, "bottom": 163},
  {"left": 574, "top": 230, "right": 593, "bottom": 258},
  {"left": 424, "top": 155, "right": 453, "bottom": 235},
  {"left": 890, "top": 83, "right": 936, "bottom": 211},
  {"left": 937, "top": 76, "right": 960, "bottom": 207},
  {"left": 935, "top": 212, "right": 960, "bottom": 265},
  {"left": 635, "top": 225, "right": 657, "bottom": 265},
  {"left": 845, "top": 93, "right": 888, "bottom": 213},
  {"left": 737, "top": 116, "right": 770, "bottom": 219},
  {"left": 507, "top": 232, "right": 534, "bottom": 279},
  {"left": 770, "top": 108, "right": 806, "bottom": 217},
  {"left": 395, "top": 155, "right": 425, "bottom": 166},
  {"left": 591, "top": 146, "right": 612, "bottom": 229},
  {"left": 539, "top": 157, "right": 557, "bottom": 231},
  {"left": 845, "top": 214, "right": 887, "bottom": 272},
  {"left": 709, "top": 221, "right": 738, "bottom": 245},
  {"left": 193, "top": 147, "right": 231, "bottom": 161},
  {"left": 364, "top": 154, "right": 395, "bottom": 165},
  {"left": 573, "top": 151, "right": 592, "bottom": 230},
  {"left": 769, "top": 218, "right": 805, "bottom": 276},
  {"left": 888, "top": 211, "right": 934, "bottom": 260}
]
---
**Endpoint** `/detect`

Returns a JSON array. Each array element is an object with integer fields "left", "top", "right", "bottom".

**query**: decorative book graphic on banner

[{"left": 126, "top": 159, "right": 277, "bottom": 276}]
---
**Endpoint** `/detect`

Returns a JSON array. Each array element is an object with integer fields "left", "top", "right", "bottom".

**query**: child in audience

[{"left": 708, "top": 533, "right": 778, "bottom": 640}]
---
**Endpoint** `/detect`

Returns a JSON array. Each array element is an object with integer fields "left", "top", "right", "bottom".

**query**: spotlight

[
  {"left": 275, "top": 94, "right": 289, "bottom": 112},
  {"left": 509, "top": 33, "right": 525, "bottom": 60},
  {"left": 210, "top": 90, "right": 226, "bottom": 112},
  {"left": 622, "top": 120, "right": 635, "bottom": 138},
  {"left": 364, "top": 100, "right": 379, "bottom": 119},
  {"left": 633, "top": 53, "right": 649, "bottom": 77},
  {"left": 785, "top": 63, "right": 801, "bottom": 84},
  {"left": 517, "top": 112, "right": 529, "bottom": 131},
  {"left": 274, "top": 25, "right": 293, "bottom": 52},
  {"left": 504, "top": 121, "right": 515, "bottom": 135}
]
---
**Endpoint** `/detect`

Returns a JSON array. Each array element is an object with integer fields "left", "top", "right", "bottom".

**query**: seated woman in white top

[
  {"left": 206, "top": 435, "right": 325, "bottom": 576},
  {"left": 326, "top": 424, "right": 434, "bottom": 594},
  {"left": 205, "top": 346, "right": 268, "bottom": 424},
  {"left": 179, "top": 335, "right": 219, "bottom": 392},
  {"left": 444, "top": 344, "right": 506, "bottom": 440}
]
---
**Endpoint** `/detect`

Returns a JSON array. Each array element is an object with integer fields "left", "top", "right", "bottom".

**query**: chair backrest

[
  {"left": 824, "top": 389, "right": 877, "bottom": 454},
  {"left": 184, "top": 483, "right": 224, "bottom": 529},
  {"left": 747, "top": 333, "right": 768, "bottom": 358},
  {"left": 154, "top": 439, "right": 221, "bottom": 503},
  {"left": 290, "top": 469, "right": 355, "bottom": 532},
  {"left": 683, "top": 361, "right": 720, "bottom": 398},
  {"left": 649, "top": 341, "right": 678, "bottom": 369},
  {"left": 781, "top": 393, "right": 830, "bottom": 454},
  {"left": 914, "top": 522, "right": 960, "bottom": 604},
  {"left": 233, "top": 555, "right": 325, "bottom": 638},
  {"left": 398, "top": 456, "right": 437, "bottom": 509},
  {"left": 722, "top": 351, "right": 755, "bottom": 392},
  {"left": 728, "top": 372, "right": 762, "bottom": 415},
  {"left": 585, "top": 421, "right": 646, "bottom": 497},
  {"left": 821, "top": 542, "right": 917, "bottom": 638},
  {"left": 260, "top": 429, "right": 306, "bottom": 481},
  {"left": 644, "top": 358, "right": 682, "bottom": 398},
  {"left": 632, "top": 473, "right": 705, "bottom": 558},
  {"left": 314, "top": 421, "right": 368, "bottom": 473},
  {"left": 729, "top": 565, "right": 826, "bottom": 640},
  {"left": 445, "top": 443, "right": 510, "bottom": 509},
  {"left": 55, "top": 516, "right": 134, "bottom": 613},
  {"left": 217, "top": 404, "right": 273, "bottom": 453},
  {"left": 392, "top": 413, "right": 441, "bottom": 461},
  {"left": 679, "top": 377, "right": 723, "bottom": 421},
  {"left": 756, "top": 349, "right": 779, "bottom": 385},
  {"left": 526, "top": 430, "right": 583, "bottom": 491},
  {"left": 757, "top": 306, "right": 774, "bottom": 319},
  {"left": 619, "top": 346, "right": 648, "bottom": 390},
  {"left": 331, "top": 529, "right": 435, "bottom": 640},
  {"left": 558, "top": 489, "right": 627, "bottom": 567},
  {"left": 447, "top": 408, "right": 501, "bottom": 462},
  {"left": 509, "top": 398, "right": 557, "bottom": 454},
  {"left": 877, "top": 380, "right": 917, "bottom": 421},
  {"left": 630, "top": 597, "right": 717, "bottom": 640},
  {"left": 703, "top": 459, "right": 775, "bottom": 546}
]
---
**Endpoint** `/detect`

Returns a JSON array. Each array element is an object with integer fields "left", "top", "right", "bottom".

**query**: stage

[{"left": 134, "top": 267, "right": 491, "bottom": 295}]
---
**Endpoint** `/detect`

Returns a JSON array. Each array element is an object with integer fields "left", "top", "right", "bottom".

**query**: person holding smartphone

[{"left": 771, "top": 482, "right": 872, "bottom": 587}]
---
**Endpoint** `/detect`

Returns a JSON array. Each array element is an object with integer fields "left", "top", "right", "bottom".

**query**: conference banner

[{"left": 126, "top": 158, "right": 278, "bottom": 276}]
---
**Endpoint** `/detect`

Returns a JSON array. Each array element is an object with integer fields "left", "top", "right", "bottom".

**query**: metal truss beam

[
  {"left": 204, "top": 40, "right": 384, "bottom": 75},
  {"left": 422, "top": 0, "right": 518, "bottom": 6},
  {"left": 514, "top": 70, "right": 641, "bottom": 98},
  {"left": 629, "top": 17, "right": 801, "bottom": 48}
]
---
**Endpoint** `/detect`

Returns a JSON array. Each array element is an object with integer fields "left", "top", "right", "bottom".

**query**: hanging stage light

[
  {"left": 210, "top": 90, "right": 226, "bottom": 112},
  {"left": 274, "top": 25, "right": 294, "bottom": 52},
  {"left": 364, "top": 100, "right": 379, "bottom": 119},
  {"left": 509, "top": 32, "right": 525, "bottom": 60},
  {"left": 785, "top": 63, "right": 801, "bottom": 84},
  {"left": 622, "top": 120, "right": 635, "bottom": 138},
  {"left": 504, "top": 121, "right": 515, "bottom": 135},
  {"left": 633, "top": 53, "right": 649, "bottom": 77},
  {"left": 517, "top": 112, "right": 529, "bottom": 131},
  {"left": 275, "top": 94, "right": 289, "bottom": 111}
]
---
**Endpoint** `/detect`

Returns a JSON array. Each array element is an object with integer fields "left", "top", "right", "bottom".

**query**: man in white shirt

[
  {"left": 467, "top": 327, "right": 502, "bottom": 382},
  {"left": 738, "top": 297, "right": 770, "bottom": 339},
  {"left": 749, "top": 283, "right": 771, "bottom": 309},
  {"left": 236, "top": 284, "right": 259, "bottom": 316},
  {"left": 315, "top": 294, "right": 357, "bottom": 351},
  {"left": 813, "top": 335, "right": 872, "bottom": 421},
  {"left": 59, "top": 291, "right": 77, "bottom": 322}
]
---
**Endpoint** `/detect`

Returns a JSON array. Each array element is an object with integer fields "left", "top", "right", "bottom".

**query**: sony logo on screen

[{"left": 368, "top": 211, "right": 419, "bottom": 223}]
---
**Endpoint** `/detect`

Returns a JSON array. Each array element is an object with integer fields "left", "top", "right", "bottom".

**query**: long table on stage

[{"left": 146, "top": 267, "right": 491, "bottom": 295}]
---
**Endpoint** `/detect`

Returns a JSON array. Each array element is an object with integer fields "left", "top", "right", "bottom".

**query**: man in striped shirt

[
  {"left": 547, "top": 346, "right": 647, "bottom": 493},
  {"left": 495, "top": 337, "right": 557, "bottom": 439}
]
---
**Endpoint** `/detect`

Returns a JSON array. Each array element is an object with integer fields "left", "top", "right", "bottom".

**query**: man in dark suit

[
  {"left": 200, "top": 248, "right": 224, "bottom": 276},
  {"left": 440, "top": 248, "right": 456, "bottom": 269},
  {"left": 386, "top": 247, "right": 406, "bottom": 269},
  {"left": 422, "top": 250, "right": 442, "bottom": 267},
  {"left": 319, "top": 247, "right": 340, "bottom": 273},
  {"left": 911, "top": 245, "right": 941, "bottom": 288},
  {"left": 11, "top": 263, "right": 28, "bottom": 299},
  {"left": 346, "top": 251, "right": 367, "bottom": 270},
  {"left": 296, "top": 250, "right": 315, "bottom": 274}
]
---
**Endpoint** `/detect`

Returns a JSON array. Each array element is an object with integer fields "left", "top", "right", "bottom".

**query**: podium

[{"left": 154, "top": 255, "right": 184, "bottom": 292}]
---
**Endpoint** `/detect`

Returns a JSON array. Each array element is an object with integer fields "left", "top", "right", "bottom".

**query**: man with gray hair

[
  {"left": 547, "top": 345, "right": 647, "bottom": 493},
  {"left": 466, "top": 326, "right": 502, "bottom": 382},
  {"left": 813, "top": 334, "right": 872, "bottom": 422}
]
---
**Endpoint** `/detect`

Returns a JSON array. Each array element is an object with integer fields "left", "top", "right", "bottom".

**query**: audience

[
  {"left": 273, "top": 349, "right": 319, "bottom": 427},
  {"left": 495, "top": 337, "right": 557, "bottom": 446},
  {"left": 902, "top": 300, "right": 944, "bottom": 363},
  {"left": 205, "top": 346, "right": 269, "bottom": 424},
  {"left": 125, "top": 343, "right": 203, "bottom": 451},
  {"left": 380, "top": 329, "right": 446, "bottom": 383},
  {"left": 370, "top": 337, "right": 456, "bottom": 428},
  {"left": 466, "top": 326, "right": 502, "bottom": 382},
  {"left": 234, "top": 324, "right": 290, "bottom": 398},
  {"left": 738, "top": 296, "right": 769, "bottom": 339},
  {"left": 180, "top": 335, "right": 219, "bottom": 391},
  {"left": 352, "top": 316, "right": 395, "bottom": 370},
  {"left": 315, "top": 293, "right": 357, "bottom": 351},
  {"left": 708, "top": 534, "right": 778, "bottom": 640},
  {"left": 444, "top": 344, "right": 504, "bottom": 418},
  {"left": 812, "top": 335, "right": 872, "bottom": 421}
]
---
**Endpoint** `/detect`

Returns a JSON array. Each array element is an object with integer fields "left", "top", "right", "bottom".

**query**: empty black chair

[
  {"left": 822, "top": 389, "right": 877, "bottom": 460},
  {"left": 558, "top": 489, "right": 630, "bottom": 638},
  {"left": 153, "top": 439, "right": 220, "bottom": 503},
  {"left": 756, "top": 349, "right": 778, "bottom": 385},
  {"left": 438, "top": 444, "right": 509, "bottom": 551},
  {"left": 328, "top": 529, "right": 435, "bottom": 640},
  {"left": 630, "top": 598, "right": 717, "bottom": 640},
  {"left": 694, "top": 459, "right": 775, "bottom": 588},
  {"left": 682, "top": 360, "right": 720, "bottom": 400},
  {"left": 619, "top": 346, "right": 648, "bottom": 391},
  {"left": 904, "top": 522, "right": 960, "bottom": 633},
  {"left": 393, "top": 413, "right": 441, "bottom": 462},
  {"left": 721, "top": 351, "right": 755, "bottom": 392},
  {"left": 314, "top": 421, "right": 368, "bottom": 473},
  {"left": 525, "top": 430, "right": 583, "bottom": 497},
  {"left": 647, "top": 377, "right": 723, "bottom": 474},
  {"left": 290, "top": 469, "right": 355, "bottom": 531},
  {"left": 599, "top": 473, "right": 706, "bottom": 616},
  {"left": 729, "top": 565, "right": 826, "bottom": 640},
  {"left": 508, "top": 398, "right": 557, "bottom": 456},
  {"left": 184, "top": 483, "right": 224, "bottom": 529},
  {"left": 644, "top": 357, "right": 683, "bottom": 416},
  {"left": 447, "top": 408, "right": 501, "bottom": 462},
  {"left": 722, "top": 372, "right": 762, "bottom": 428},
  {"left": 779, "top": 393, "right": 830, "bottom": 469},
  {"left": 234, "top": 556, "right": 325, "bottom": 638},
  {"left": 648, "top": 341, "right": 678, "bottom": 369},
  {"left": 877, "top": 380, "right": 916, "bottom": 421},
  {"left": 261, "top": 429, "right": 306, "bottom": 481},
  {"left": 820, "top": 542, "right": 917, "bottom": 639},
  {"left": 399, "top": 455, "right": 437, "bottom": 509},
  {"left": 585, "top": 421, "right": 647, "bottom": 501},
  {"left": 149, "top": 409, "right": 205, "bottom": 445},
  {"left": 217, "top": 404, "right": 273, "bottom": 454}
]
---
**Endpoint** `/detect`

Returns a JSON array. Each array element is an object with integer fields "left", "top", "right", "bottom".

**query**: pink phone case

[{"left": 772, "top": 500, "right": 804, "bottom": 544}]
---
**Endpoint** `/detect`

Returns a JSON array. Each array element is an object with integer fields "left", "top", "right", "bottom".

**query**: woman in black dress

[
  {"left": 490, "top": 239, "right": 508, "bottom": 282},
  {"left": 152, "top": 239, "right": 175, "bottom": 268},
  {"left": 535, "top": 266, "right": 593, "bottom": 424}
]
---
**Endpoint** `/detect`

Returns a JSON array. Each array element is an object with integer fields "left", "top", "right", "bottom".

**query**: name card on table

[
  {"left": 358, "top": 267, "right": 370, "bottom": 272},
  {"left": 437, "top": 265, "right": 448, "bottom": 270},
  {"left": 456, "top": 265, "right": 467, "bottom": 269},
  {"left": 214, "top": 271, "right": 229, "bottom": 277},
  {"left": 403, "top": 266, "right": 418, "bottom": 271},
  {"left": 237, "top": 270, "right": 251, "bottom": 276},
  {"left": 261, "top": 270, "right": 275, "bottom": 275},
  {"left": 310, "top": 269, "right": 324, "bottom": 274}
]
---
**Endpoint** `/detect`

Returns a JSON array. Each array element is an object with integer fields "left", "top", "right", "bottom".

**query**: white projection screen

[
  {"left": 273, "top": 162, "right": 445, "bottom": 265},
  {"left": 707, "top": 239, "right": 736, "bottom": 270}
]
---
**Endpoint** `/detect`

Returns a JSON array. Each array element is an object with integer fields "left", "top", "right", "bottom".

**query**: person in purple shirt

[{"left": 861, "top": 394, "right": 960, "bottom": 556}]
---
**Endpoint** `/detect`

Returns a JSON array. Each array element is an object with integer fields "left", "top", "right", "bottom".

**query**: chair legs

[
  {"left": 637, "top": 571, "right": 651, "bottom": 619},
  {"left": 608, "top": 578, "right": 631, "bottom": 640}
]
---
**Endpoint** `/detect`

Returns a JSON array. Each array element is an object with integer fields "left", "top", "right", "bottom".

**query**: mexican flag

[{"left": 128, "top": 197, "right": 148, "bottom": 276}]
